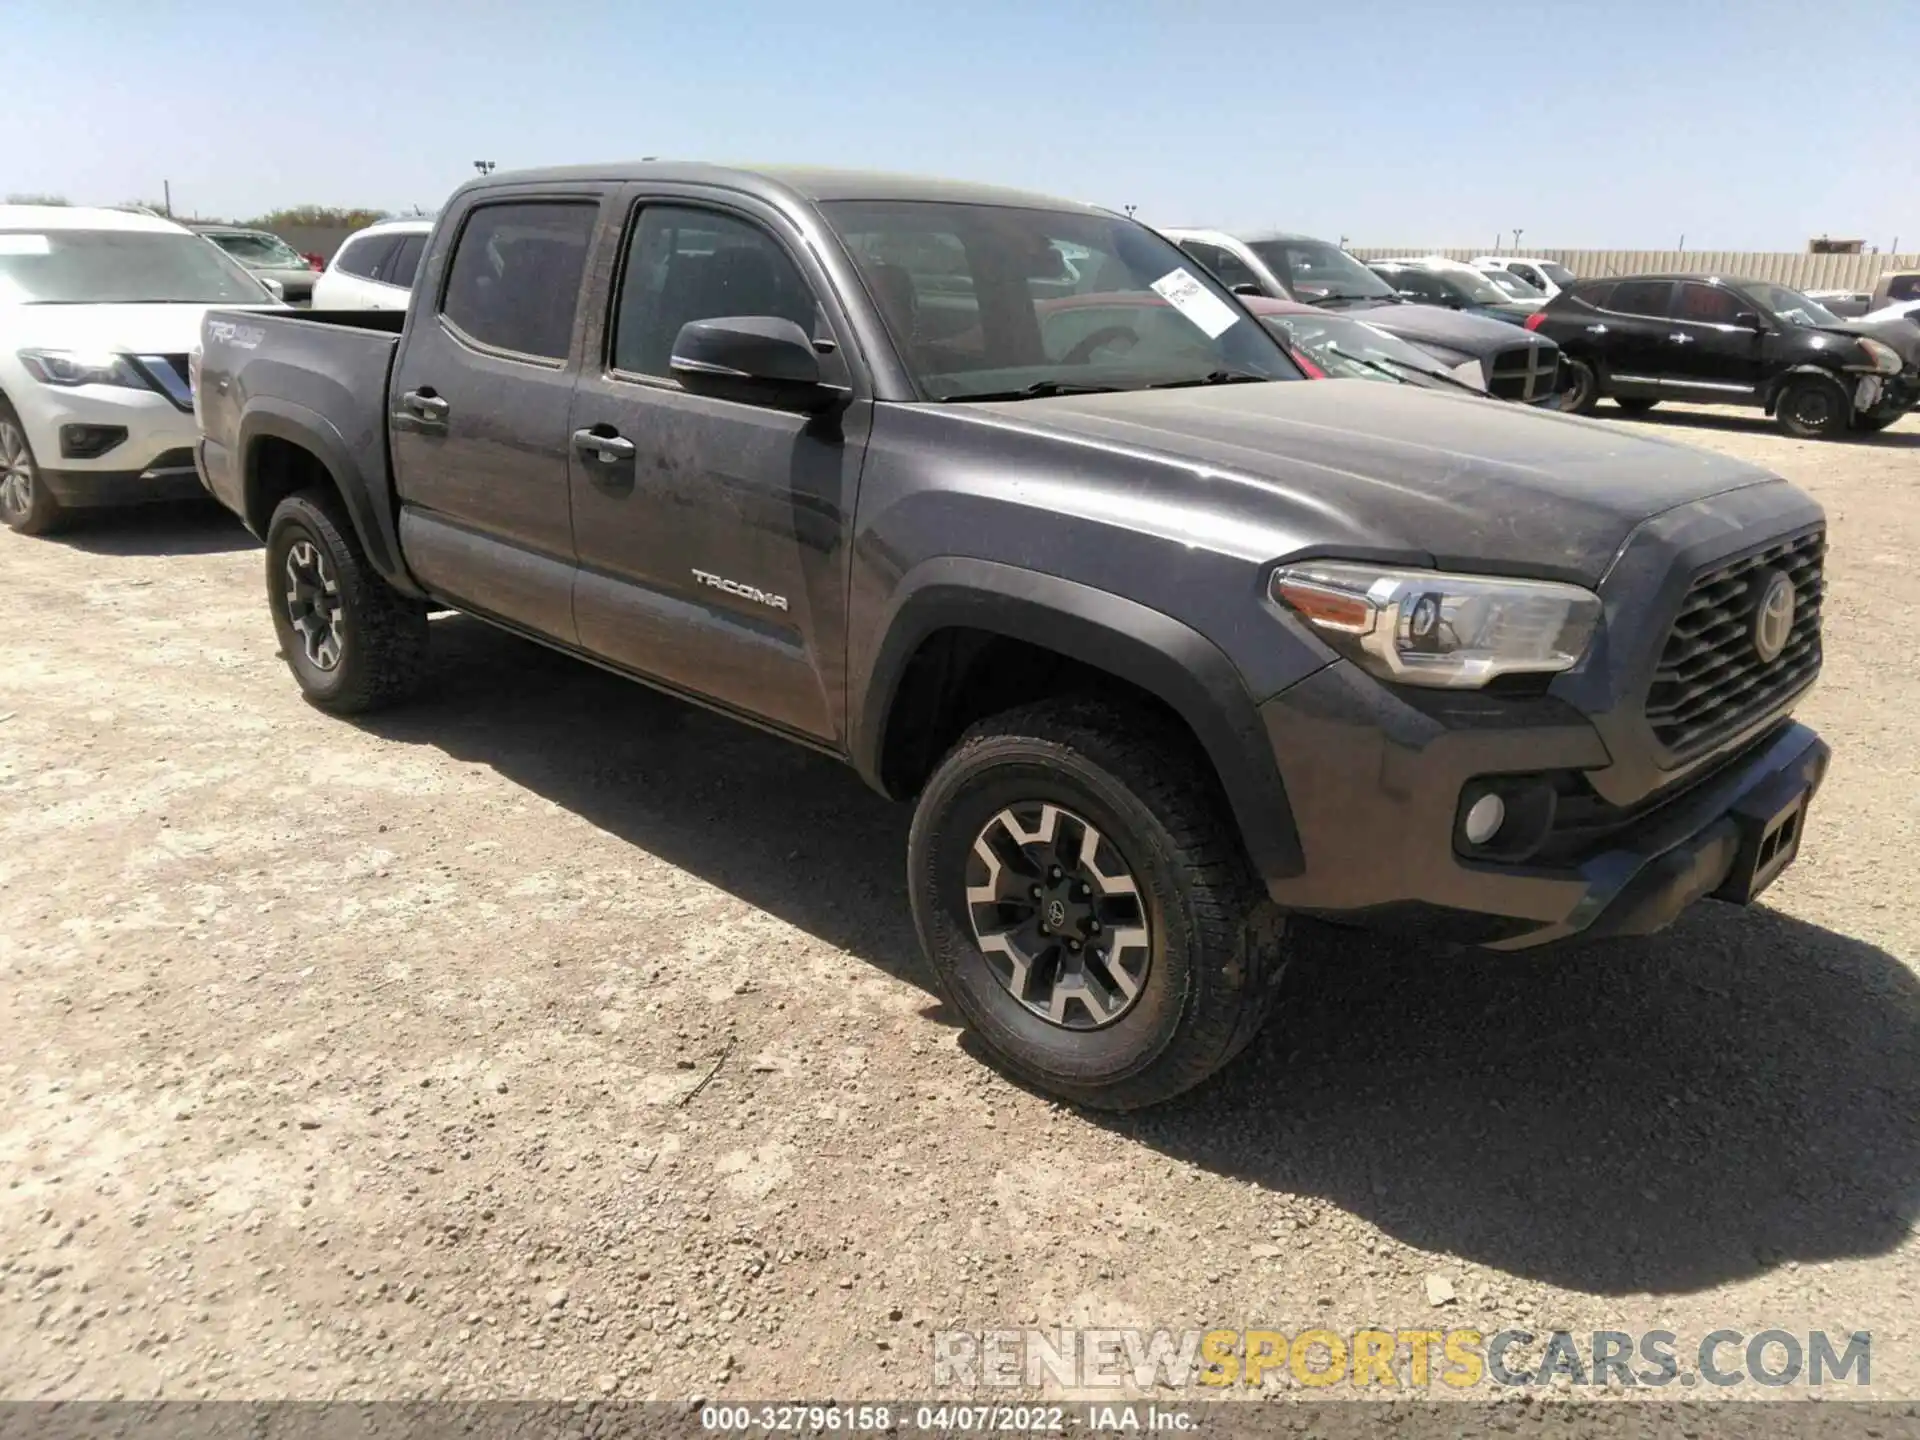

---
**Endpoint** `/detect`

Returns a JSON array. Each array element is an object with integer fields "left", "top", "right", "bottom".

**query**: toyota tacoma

[{"left": 194, "top": 164, "right": 1831, "bottom": 1109}]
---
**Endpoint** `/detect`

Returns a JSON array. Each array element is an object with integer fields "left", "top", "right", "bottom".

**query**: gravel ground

[{"left": 1, "top": 404, "right": 1916, "bottom": 1405}]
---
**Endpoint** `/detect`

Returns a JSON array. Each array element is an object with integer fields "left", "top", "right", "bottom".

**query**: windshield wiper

[
  {"left": 1326, "top": 351, "right": 1479, "bottom": 393},
  {"left": 1145, "top": 370, "right": 1271, "bottom": 390},
  {"left": 940, "top": 379, "right": 1123, "bottom": 402}
]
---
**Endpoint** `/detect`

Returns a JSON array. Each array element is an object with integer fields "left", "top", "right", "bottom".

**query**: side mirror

[
  {"left": 669, "top": 316, "right": 847, "bottom": 414},
  {"left": 1231, "top": 282, "right": 1265, "bottom": 297},
  {"left": 259, "top": 276, "right": 286, "bottom": 302},
  {"left": 1733, "top": 309, "right": 1765, "bottom": 329}
]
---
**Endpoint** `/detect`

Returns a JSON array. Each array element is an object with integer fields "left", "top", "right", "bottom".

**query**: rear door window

[
  {"left": 336, "top": 233, "right": 398, "bottom": 281},
  {"left": 379, "top": 233, "right": 427, "bottom": 288},
  {"left": 440, "top": 202, "right": 597, "bottom": 361},
  {"left": 1603, "top": 280, "right": 1675, "bottom": 317}
]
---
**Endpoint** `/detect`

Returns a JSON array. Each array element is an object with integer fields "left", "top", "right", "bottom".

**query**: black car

[
  {"left": 1167, "top": 229, "right": 1564, "bottom": 403},
  {"left": 1534, "top": 274, "right": 1920, "bottom": 437}
]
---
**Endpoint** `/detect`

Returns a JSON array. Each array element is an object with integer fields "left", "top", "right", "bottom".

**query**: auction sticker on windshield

[
  {"left": 0, "top": 234, "right": 52, "bottom": 255},
  {"left": 1150, "top": 267, "right": 1241, "bottom": 339}
]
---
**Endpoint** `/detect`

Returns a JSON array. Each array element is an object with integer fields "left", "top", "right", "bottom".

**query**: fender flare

[
  {"left": 853, "top": 557, "right": 1305, "bottom": 883},
  {"left": 238, "top": 399, "right": 422, "bottom": 596}
]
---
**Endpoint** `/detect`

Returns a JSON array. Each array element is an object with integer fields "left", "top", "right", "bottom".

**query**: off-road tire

[
  {"left": 0, "top": 402, "right": 67, "bottom": 537},
  {"left": 265, "top": 489, "right": 428, "bottom": 714},
  {"left": 908, "top": 697, "right": 1286, "bottom": 1110},
  {"left": 1774, "top": 375, "right": 1851, "bottom": 440}
]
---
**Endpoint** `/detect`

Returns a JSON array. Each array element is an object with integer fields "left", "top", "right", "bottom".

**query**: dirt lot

[{"left": 2, "top": 405, "right": 1916, "bottom": 1404}]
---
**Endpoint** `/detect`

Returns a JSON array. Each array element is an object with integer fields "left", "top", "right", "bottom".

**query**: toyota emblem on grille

[{"left": 1752, "top": 571, "right": 1795, "bottom": 662}]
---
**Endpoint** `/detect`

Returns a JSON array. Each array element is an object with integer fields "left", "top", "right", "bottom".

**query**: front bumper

[
  {"left": 41, "top": 459, "right": 206, "bottom": 508},
  {"left": 16, "top": 383, "right": 204, "bottom": 507},
  {"left": 1257, "top": 661, "right": 1828, "bottom": 951}
]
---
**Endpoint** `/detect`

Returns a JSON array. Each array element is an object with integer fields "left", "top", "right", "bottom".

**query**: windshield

[
  {"left": 1540, "top": 262, "right": 1576, "bottom": 287},
  {"left": 208, "top": 231, "right": 306, "bottom": 268},
  {"left": 1746, "top": 282, "right": 1841, "bottom": 328},
  {"left": 0, "top": 228, "right": 272, "bottom": 304},
  {"left": 1262, "top": 312, "right": 1453, "bottom": 383},
  {"left": 1433, "top": 268, "right": 1514, "bottom": 305},
  {"left": 1247, "top": 238, "right": 1395, "bottom": 302},
  {"left": 1484, "top": 270, "right": 1543, "bottom": 299},
  {"left": 822, "top": 202, "right": 1299, "bottom": 400}
]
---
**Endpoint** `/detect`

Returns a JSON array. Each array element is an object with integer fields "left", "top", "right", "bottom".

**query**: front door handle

[
  {"left": 400, "top": 389, "right": 450, "bottom": 421},
  {"left": 1667, "top": 332, "right": 1695, "bottom": 345},
  {"left": 1585, "top": 324, "right": 1609, "bottom": 335},
  {"left": 572, "top": 427, "right": 636, "bottom": 463}
]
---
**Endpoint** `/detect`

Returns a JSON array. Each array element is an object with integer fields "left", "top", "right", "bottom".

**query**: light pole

[
  {"left": 473, "top": 160, "right": 496, "bottom": 176},
  {"left": 1122, "top": 203, "right": 1137, "bottom": 218},
  {"left": 1512, "top": 228, "right": 1524, "bottom": 251}
]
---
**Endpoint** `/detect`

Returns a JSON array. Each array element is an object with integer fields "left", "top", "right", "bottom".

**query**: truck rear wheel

[
  {"left": 908, "top": 697, "right": 1285, "bottom": 1110},
  {"left": 265, "top": 490, "right": 428, "bottom": 714}
]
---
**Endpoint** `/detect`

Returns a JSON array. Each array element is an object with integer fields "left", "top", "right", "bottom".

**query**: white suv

[
  {"left": 1472, "top": 255, "right": 1576, "bottom": 299},
  {"left": 309, "top": 218, "right": 432, "bottom": 310},
  {"left": 0, "top": 205, "right": 280, "bottom": 535}
]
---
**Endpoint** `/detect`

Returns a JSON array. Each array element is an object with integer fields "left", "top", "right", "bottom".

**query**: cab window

[
  {"left": 610, "top": 206, "right": 825, "bottom": 379},
  {"left": 440, "top": 202, "right": 596, "bottom": 361}
]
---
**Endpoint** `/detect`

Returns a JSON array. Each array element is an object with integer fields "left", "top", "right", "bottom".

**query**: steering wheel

[{"left": 1059, "top": 324, "right": 1140, "bottom": 365}]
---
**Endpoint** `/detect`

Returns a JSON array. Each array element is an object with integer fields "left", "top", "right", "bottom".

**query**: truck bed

[{"left": 195, "top": 307, "right": 406, "bottom": 570}]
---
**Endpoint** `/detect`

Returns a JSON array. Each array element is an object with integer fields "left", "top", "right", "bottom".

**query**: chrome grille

[
  {"left": 1645, "top": 527, "right": 1824, "bottom": 758},
  {"left": 1486, "top": 342, "right": 1559, "bottom": 402}
]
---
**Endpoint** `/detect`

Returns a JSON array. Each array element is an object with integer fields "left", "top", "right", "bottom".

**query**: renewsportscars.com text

[{"left": 932, "top": 1327, "right": 1871, "bottom": 1391}]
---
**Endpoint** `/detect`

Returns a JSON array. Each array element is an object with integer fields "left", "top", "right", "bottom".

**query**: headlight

[
  {"left": 1855, "top": 337, "right": 1903, "bottom": 375},
  {"left": 17, "top": 349, "right": 149, "bottom": 390},
  {"left": 1450, "top": 358, "right": 1487, "bottom": 388},
  {"left": 1270, "top": 560, "right": 1602, "bottom": 688}
]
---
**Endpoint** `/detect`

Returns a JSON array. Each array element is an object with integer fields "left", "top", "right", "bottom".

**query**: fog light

[
  {"left": 59, "top": 423, "right": 128, "bottom": 459},
  {"left": 1463, "top": 793, "right": 1506, "bottom": 846}
]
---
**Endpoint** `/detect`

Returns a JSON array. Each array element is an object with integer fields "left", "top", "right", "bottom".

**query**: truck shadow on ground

[
  {"left": 1098, "top": 906, "right": 1920, "bottom": 1297},
  {"left": 356, "top": 613, "right": 926, "bottom": 995},
  {"left": 47, "top": 499, "right": 257, "bottom": 556},
  {"left": 362, "top": 614, "right": 1917, "bottom": 1299}
]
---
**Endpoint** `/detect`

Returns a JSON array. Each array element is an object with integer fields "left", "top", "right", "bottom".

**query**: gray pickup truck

[{"left": 194, "top": 163, "right": 1830, "bottom": 1109}]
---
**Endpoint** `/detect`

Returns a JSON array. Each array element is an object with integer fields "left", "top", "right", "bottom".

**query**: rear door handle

[
  {"left": 400, "top": 389, "right": 450, "bottom": 421},
  {"left": 1585, "top": 324, "right": 1608, "bottom": 335},
  {"left": 1667, "top": 332, "right": 1695, "bottom": 345},
  {"left": 573, "top": 427, "right": 636, "bottom": 463}
]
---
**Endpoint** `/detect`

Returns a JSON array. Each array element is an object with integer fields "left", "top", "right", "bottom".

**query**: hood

[
  {"left": 3, "top": 301, "right": 281, "bottom": 356},
  {"left": 964, "top": 379, "right": 1778, "bottom": 586},
  {"left": 1829, "top": 314, "right": 1920, "bottom": 368},
  {"left": 1328, "top": 300, "right": 1555, "bottom": 359}
]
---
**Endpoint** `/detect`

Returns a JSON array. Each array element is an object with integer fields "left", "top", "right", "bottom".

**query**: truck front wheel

[
  {"left": 908, "top": 698, "right": 1285, "bottom": 1110},
  {"left": 265, "top": 490, "right": 428, "bottom": 714}
]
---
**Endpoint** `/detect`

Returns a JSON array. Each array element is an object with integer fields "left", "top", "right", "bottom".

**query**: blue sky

[{"left": 6, "top": 0, "right": 1915, "bottom": 251}]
